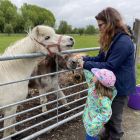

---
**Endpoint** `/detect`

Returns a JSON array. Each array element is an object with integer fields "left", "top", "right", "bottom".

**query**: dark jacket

[{"left": 83, "top": 32, "right": 136, "bottom": 96}]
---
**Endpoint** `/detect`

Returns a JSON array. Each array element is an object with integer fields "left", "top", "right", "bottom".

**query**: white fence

[{"left": 0, "top": 48, "right": 99, "bottom": 140}]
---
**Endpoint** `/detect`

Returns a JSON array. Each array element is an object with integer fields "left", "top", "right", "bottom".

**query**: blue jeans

[{"left": 86, "top": 134, "right": 98, "bottom": 140}]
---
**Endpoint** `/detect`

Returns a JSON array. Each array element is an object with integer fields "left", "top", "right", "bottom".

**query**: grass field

[
  {"left": 0, "top": 34, "right": 26, "bottom": 53},
  {"left": 0, "top": 33, "right": 139, "bottom": 84},
  {"left": 0, "top": 34, "right": 99, "bottom": 55}
]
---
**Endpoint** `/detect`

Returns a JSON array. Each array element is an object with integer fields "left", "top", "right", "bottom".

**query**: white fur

[{"left": 0, "top": 25, "right": 74, "bottom": 138}]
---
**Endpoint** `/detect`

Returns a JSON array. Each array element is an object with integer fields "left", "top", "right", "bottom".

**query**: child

[{"left": 83, "top": 68, "right": 117, "bottom": 140}]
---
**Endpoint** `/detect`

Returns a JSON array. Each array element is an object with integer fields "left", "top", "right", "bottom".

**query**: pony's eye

[{"left": 45, "top": 36, "right": 50, "bottom": 40}]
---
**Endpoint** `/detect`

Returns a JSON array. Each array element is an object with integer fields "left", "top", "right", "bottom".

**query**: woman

[{"left": 79, "top": 7, "right": 136, "bottom": 140}]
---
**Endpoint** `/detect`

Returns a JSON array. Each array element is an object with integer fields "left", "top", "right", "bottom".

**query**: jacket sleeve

[
  {"left": 83, "top": 49, "right": 104, "bottom": 62},
  {"left": 83, "top": 41, "right": 131, "bottom": 71}
]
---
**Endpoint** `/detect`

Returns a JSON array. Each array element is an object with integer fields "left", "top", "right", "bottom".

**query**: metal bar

[
  {"left": 0, "top": 67, "right": 81, "bottom": 87},
  {"left": 22, "top": 111, "right": 84, "bottom": 140},
  {"left": 0, "top": 47, "right": 100, "bottom": 61},
  {"left": 0, "top": 81, "right": 86, "bottom": 111},
  {"left": 0, "top": 86, "right": 87, "bottom": 122},
  {"left": 0, "top": 89, "right": 87, "bottom": 132},
  {"left": 2, "top": 104, "right": 84, "bottom": 140},
  {"left": 0, "top": 87, "right": 86, "bottom": 123}
]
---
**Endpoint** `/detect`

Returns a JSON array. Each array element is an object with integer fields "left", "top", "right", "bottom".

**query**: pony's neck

[
  {"left": 3, "top": 37, "right": 36, "bottom": 56},
  {"left": 1, "top": 36, "right": 42, "bottom": 80}
]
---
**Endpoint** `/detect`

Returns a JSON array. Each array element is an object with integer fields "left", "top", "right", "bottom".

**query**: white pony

[{"left": 0, "top": 25, "right": 74, "bottom": 139}]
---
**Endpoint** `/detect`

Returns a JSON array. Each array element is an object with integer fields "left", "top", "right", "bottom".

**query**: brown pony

[{"left": 28, "top": 54, "right": 77, "bottom": 112}]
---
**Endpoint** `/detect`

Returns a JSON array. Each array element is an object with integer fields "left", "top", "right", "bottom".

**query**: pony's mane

[{"left": 3, "top": 30, "right": 34, "bottom": 57}]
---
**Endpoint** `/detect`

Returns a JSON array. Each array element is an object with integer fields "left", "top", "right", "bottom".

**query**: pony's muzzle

[
  {"left": 66, "top": 37, "right": 75, "bottom": 47},
  {"left": 73, "top": 73, "right": 83, "bottom": 83},
  {"left": 70, "top": 59, "right": 78, "bottom": 69}
]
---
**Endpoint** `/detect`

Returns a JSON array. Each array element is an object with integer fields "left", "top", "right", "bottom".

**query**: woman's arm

[
  {"left": 83, "top": 40, "right": 133, "bottom": 71},
  {"left": 83, "top": 49, "right": 104, "bottom": 62}
]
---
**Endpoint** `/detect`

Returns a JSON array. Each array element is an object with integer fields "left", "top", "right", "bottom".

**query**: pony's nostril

[
  {"left": 72, "top": 60, "right": 76, "bottom": 64},
  {"left": 70, "top": 37, "right": 73, "bottom": 41},
  {"left": 75, "top": 75, "right": 80, "bottom": 80}
]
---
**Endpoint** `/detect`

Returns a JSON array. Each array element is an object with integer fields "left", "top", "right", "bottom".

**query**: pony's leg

[
  {"left": 3, "top": 106, "right": 17, "bottom": 138},
  {"left": 39, "top": 88, "right": 48, "bottom": 112},
  {"left": 54, "top": 84, "right": 70, "bottom": 109}
]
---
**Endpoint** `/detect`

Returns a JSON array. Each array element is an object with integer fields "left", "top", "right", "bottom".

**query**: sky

[{"left": 11, "top": 0, "right": 140, "bottom": 28}]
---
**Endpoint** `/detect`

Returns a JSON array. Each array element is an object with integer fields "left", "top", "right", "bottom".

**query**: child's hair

[{"left": 95, "top": 80, "right": 113, "bottom": 100}]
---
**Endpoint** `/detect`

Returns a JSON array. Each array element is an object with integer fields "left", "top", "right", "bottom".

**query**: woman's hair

[
  {"left": 95, "top": 7, "right": 130, "bottom": 51},
  {"left": 95, "top": 80, "right": 113, "bottom": 100}
]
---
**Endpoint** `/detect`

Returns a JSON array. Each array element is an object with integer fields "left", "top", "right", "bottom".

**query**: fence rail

[{"left": 0, "top": 47, "right": 99, "bottom": 140}]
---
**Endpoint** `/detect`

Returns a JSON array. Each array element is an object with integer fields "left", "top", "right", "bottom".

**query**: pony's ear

[
  {"left": 35, "top": 26, "right": 39, "bottom": 37},
  {"left": 31, "top": 26, "right": 40, "bottom": 38}
]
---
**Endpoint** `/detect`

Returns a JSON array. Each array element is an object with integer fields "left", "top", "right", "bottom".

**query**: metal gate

[{"left": 0, "top": 48, "right": 99, "bottom": 140}]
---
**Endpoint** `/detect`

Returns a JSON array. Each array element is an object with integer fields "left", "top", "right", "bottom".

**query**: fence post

[{"left": 133, "top": 19, "right": 140, "bottom": 76}]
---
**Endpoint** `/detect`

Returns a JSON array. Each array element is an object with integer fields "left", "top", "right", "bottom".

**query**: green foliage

[
  {"left": 57, "top": 20, "right": 68, "bottom": 34},
  {"left": 13, "top": 14, "right": 25, "bottom": 33},
  {"left": 24, "top": 19, "right": 34, "bottom": 31},
  {"left": 21, "top": 3, "right": 55, "bottom": 27},
  {"left": 78, "top": 28, "right": 85, "bottom": 35},
  {"left": 0, "top": 1, "right": 56, "bottom": 33},
  {"left": 0, "top": 0, "right": 17, "bottom": 33},
  {"left": 72, "top": 28, "right": 79, "bottom": 34},
  {"left": 85, "top": 25, "right": 96, "bottom": 34},
  {"left": 0, "top": 0, "right": 99, "bottom": 35},
  {"left": 57, "top": 20, "right": 73, "bottom": 34},
  {"left": 0, "top": 11, "right": 5, "bottom": 32},
  {"left": 4, "top": 24, "right": 13, "bottom": 35},
  {"left": 137, "top": 64, "right": 140, "bottom": 84}
]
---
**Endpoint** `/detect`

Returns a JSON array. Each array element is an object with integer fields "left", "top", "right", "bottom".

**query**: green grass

[
  {"left": 137, "top": 64, "right": 140, "bottom": 84},
  {"left": 72, "top": 34, "right": 99, "bottom": 56},
  {"left": 0, "top": 34, "right": 26, "bottom": 53},
  {"left": 0, "top": 33, "right": 139, "bottom": 84}
]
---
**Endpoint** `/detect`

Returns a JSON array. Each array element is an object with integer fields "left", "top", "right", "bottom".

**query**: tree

[
  {"left": 78, "top": 28, "right": 85, "bottom": 35},
  {"left": 0, "top": 11, "right": 5, "bottom": 32},
  {"left": 24, "top": 19, "right": 34, "bottom": 31},
  {"left": 21, "top": 4, "right": 55, "bottom": 27},
  {"left": 57, "top": 20, "right": 68, "bottom": 34},
  {"left": 13, "top": 14, "right": 25, "bottom": 33},
  {"left": 57, "top": 20, "right": 73, "bottom": 34},
  {"left": 85, "top": 25, "right": 96, "bottom": 34},
  {"left": 4, "top": 23, "right": 13, "bottom": 35},
  {"left": 67, "top": 25, "right": 72, "bottom": 34},
  {"left": 0, "top": 0, "right": 18, "bottom": 33},
  {"left": 0, "top": 1, "right": 56, "bottom": 33},
  {"left": 72, "top": 28, "right": 79, "bottom": 34}
]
